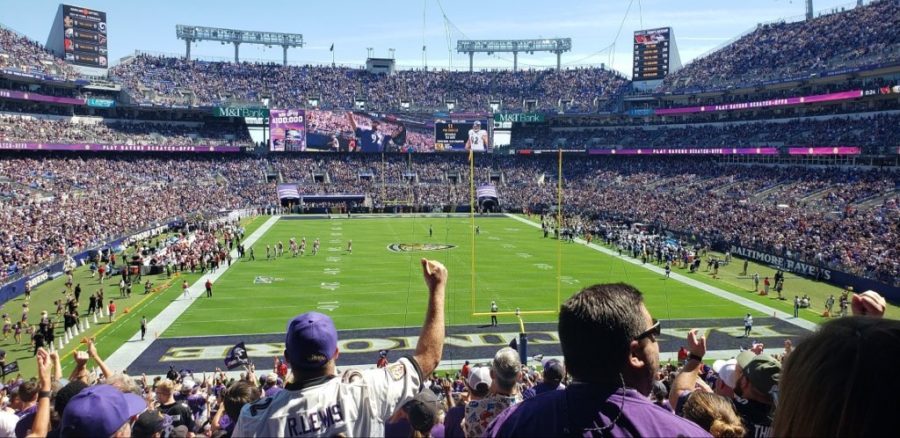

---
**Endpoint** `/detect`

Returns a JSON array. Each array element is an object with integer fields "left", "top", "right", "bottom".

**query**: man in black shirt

[
  {"left": 732, "top": 351, "right": 780, "bottom": 437},
  {"left": 156, "top": 379, "right": 195, "bottom": 432}
]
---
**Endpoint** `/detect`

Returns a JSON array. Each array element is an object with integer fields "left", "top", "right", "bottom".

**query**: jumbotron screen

[
  {"left": 61, "top": 4, "right": 108, "bottom": 68},
  {"left": 434, "top": 118, "right": 491, "bottom": 152},
  {"left": 632, "top": 27, "right": 670, "bottom": 81}
]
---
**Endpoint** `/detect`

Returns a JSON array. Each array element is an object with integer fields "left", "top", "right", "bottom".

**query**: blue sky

[{"left": 2, "top": 0, "right": 862, "bottom": 75}]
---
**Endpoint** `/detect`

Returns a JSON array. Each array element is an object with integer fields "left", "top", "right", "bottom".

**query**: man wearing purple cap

[
  {"left": 59, "top": 384, "right": 147, "bottom": 437},
  {"left": 485, "top": 283, "right": 710, "bottom": 437},
  {"left": 235, "top": 258, "right": 448, "bottom": 437}
]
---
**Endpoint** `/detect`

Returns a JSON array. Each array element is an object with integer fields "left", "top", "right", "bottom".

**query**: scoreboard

[
  {"left": 60, "top": 5, "right": 108, "bottom": 68},
  {"left": 434, "top": 118, "right": 491, "bottom": 152},
  {"left": 632, "top": 27, "right": 671, "bottom": 82}
]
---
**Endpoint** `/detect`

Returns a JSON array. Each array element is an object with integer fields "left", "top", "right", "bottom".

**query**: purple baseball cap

[
  {"left": 61, "top": 384, "right": 146, "bottom": 437},
  {"left": 285, "top": 312, "right": 338, "bottom": 369}
]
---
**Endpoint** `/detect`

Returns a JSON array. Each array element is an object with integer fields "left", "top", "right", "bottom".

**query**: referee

[{"left": 491, "top": 301, "right": 499, "bottom": 327}]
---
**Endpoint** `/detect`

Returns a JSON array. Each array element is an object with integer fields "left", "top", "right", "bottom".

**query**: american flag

[{"left": 277, "top": 184, "right": 300, "bottom": 199}]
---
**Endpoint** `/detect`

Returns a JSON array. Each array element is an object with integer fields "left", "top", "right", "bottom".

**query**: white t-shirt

[
  {"left": 234, "top": 357, "right": 421, "bottom": 437},
  {"left": 468, "top": 128, "right": 486, "bottom": 151}
]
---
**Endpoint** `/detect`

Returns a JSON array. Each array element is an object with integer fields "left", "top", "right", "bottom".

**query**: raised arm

[
  {"left": 669, "top": 328, "right": 707, "bottom": 409},
  {"left": 347, "top": 112, "right": 358, "bottom": 131},
  {"left": 88, "top": 339, "right": 114, "bottom": 379},
  {"left": 413, "top": 259, "right": 447, "bottom": 376},
  {"left": 28, "top": 349, "right": 52, "bottom": 437}
]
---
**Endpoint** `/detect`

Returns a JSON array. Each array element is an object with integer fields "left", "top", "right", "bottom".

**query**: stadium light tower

[
  {"left": 176, "top": 25, "right": 303, "bottom": 65},
  {"left": 456, "top": 38, "right": 572, "bottom": 72}
]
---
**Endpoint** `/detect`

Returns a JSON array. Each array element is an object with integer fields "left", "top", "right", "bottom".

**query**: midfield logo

[{"left": 387, "top": 243, "right": 457, "bottom": 252}]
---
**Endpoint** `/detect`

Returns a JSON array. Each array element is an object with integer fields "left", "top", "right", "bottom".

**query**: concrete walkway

[{"left": 105, "top": 215, "right": 282, "bottom": 372}]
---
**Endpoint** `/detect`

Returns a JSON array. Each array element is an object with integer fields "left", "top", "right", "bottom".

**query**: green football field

[
  {"left": 166, "top": 215, "right": 759, "bottom": 338},
  {"left": 5, "top": 213, "right": 897, "bottom": 378}
]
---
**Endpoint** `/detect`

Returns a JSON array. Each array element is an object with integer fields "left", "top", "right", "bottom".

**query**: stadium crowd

[
  {"left": 110, "top": 57, "right": 628, "bottom": 112},
  {"left": 659, "top": 0, "right": 900, "bottom": 93},
  {"left": 2, "top": 153, "right": 896, "bottom": 288},
  {"left": 511, "top": 113, "right": 900, "bottom": 154},
  {"left": 0, "top": 155, "right": 271, "bottom": 281},
  {"left": 0, "top": 114, "right": 253, "bottom": 147},
  {"left": 0, "top": 27, "right": 78, "bottom": 82},
  {"left": 0, "top": 259, "right": 894, "bottom": 437}
]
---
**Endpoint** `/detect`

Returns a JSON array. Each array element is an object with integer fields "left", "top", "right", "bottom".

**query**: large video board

[{"left": 60, "top": 4, "right": 108, "bottom": 68}]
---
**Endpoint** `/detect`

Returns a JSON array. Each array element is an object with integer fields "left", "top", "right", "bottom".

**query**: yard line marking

[
  {"left": 504, "top": 214, "right": 819, "bottom": 332},
  {"left": 104, "top": 215, "right": 282, "bottom": 372}
]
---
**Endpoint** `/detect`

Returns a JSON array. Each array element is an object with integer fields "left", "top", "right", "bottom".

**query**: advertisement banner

[
  {"left": 0, "top": 142, "right": 241, "bottom": 152},
  {"left": 787, "top": 146, "right": 861, "bottom": 155},
  {"left": 588, "top": 147, "right": 779, "bottom": 155},
  {"left": 493, "top": 113, "right": 545, "bottom": 123},
  {"left": 0, "top": 88, "right": 86, "bottom": 105},
  {"left": 86, "top": 97, "right": 116, "bottom": 108},
  {"left": 269, "top": 109, "right": 306, "bottom": 151},
  {"left": 655, "top": 89, "right": 864, "bottom": 116},
  {"left": 729, "top": 245, "right": 899, "bottom": 301},
  {"left": 213, "top": 107, "right": 270, "bottom": 118}
]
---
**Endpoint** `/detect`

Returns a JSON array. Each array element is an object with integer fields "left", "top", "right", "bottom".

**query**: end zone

[{"left": 123, "top": 317, "right": 810, "bottom": 375}]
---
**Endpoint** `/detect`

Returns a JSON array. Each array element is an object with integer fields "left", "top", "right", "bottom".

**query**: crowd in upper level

[
  {"left": 659, "top": 0, "right": 900, "bottom": 93},
  {"left": 512, "top": 113, "right": 900, "bottom": 154}
]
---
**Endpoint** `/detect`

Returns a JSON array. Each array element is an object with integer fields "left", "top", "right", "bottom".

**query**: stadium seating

[
  {"left": 0, "top": 26, "right": 80, "bottom": 81},
  {"left": 2, "top": 154, "right": 896, "bottom": 287},
  {"left": 510, "top": 113, "right": 900, "bottom": 154},
  {"left": 110, "top": 56, "right": 629, "bottom": 112},
  {"left": 659, "top": 0, "right": 900, "bottom": 93},
  {"left": 0, "top": 114, "right": 253, "bottom": 147}
]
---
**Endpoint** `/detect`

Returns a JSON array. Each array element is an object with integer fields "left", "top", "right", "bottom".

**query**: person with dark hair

[
  {"left": 235, "top": 259, "right": 447, "bottom": 437},
  {"left": 774, "top": 291, "right": 896, "bottom": 437},
  {"left": 522, "top": 359, "right": 566, "bottom": 399},
  {"left": 212, "top": 381, "right": 261, "bottom": 438},
  {"left": 486, "top": 283, "right": 708, "bottom": 437}
]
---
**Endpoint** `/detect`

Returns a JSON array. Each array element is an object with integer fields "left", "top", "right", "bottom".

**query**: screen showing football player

[
  {"left": 347, "top": 112, "right": 391, "bottom": 153},
  {"left": 465, "top": 121, "right": 489, "bottom": 152}
]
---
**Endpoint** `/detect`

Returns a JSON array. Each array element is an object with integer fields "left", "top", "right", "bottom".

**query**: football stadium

[{"left": 0, "top": 0, "right": 898, "bottom": 436}]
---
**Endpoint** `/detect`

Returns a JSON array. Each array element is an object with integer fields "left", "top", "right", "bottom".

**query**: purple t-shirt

[
  {"left": 264, "top": 385, "right": 283, "bottom": 398},
  {"left": 522, "top": 381, "right": 563, "bottom": 399},
  {"left": 485, "top": 383, "right": 711, "bottom": 437},
  {"left": 443, "top": 405, "right": 466, "bottom": 438}
]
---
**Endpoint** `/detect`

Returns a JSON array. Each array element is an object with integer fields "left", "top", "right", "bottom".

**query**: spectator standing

[
  {"left": 522, "top": 359, "right": 566, "bottom": 399},
  {"left": 234, "top": 259, "right": 447, "bottom": 436},
  {"left": 108, "top": 300, "right": 116, "bottom": 323},
  {"left": 487, "top": 283, "right": 708, "bottom": 437},
  {"left": 463, "top": 347, "right": 523, "bottom": 437}
]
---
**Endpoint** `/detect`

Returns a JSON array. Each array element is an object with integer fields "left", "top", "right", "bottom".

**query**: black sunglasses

[{"left": 635, "top": 319, "right": 661, "bottom": 341}]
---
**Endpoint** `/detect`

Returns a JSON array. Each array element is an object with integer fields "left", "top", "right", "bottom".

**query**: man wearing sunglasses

[{"left": 486, "top": 283, "right": 709, "bottom": 437}]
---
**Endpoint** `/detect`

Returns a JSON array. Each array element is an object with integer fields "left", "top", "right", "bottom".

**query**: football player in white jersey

[
  {"left": 234, "top": 258, "right": 448, "bottom": 437},
  {"left": 465, "top": 121, "right": 489, "bottom": 152}
]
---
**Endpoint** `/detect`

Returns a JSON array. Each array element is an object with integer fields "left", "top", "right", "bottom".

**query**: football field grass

[
  {"left": 166, "top": 215, "right": 763, "bottom": 338},
  {"left": 8, "top": 213, "right": 896, "bottom": 377}
]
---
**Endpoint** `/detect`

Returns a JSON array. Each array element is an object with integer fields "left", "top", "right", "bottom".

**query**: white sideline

[
  {"left": 104, "top": 215, "right": 282, "bottom": 372},
  {"left": 504, "top": 214, "right": 819, "bottom": 332}
]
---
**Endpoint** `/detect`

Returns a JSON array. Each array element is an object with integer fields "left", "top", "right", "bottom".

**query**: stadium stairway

[
  {"left": 853, "top": 190, "right": 899, "bottom": 212},
  {"left": 750, "top": 181, "right": 791, "bottom": 202}
]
